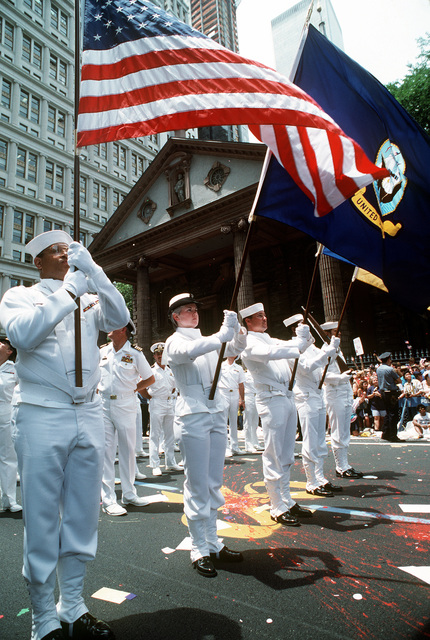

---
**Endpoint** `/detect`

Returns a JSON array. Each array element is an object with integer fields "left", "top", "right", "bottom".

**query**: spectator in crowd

[
  {"left": 367, "top": 374, "right": 386, "bottom": 432},
  {"left": 412, "top": 404, "right": 430, "bottom": 439}
]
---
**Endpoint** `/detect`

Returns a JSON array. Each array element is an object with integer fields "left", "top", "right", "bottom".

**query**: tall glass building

[{"left": 0, "top": 0, "right": 190, "bottom": 298}]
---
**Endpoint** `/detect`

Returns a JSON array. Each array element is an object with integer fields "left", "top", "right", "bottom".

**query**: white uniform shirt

[
  {"left": 98, "top": 340, "right": 152, "bottom": 397},
  {"left": 241, "top": 331, "right": 300, "bottom": 401},
  {"left": 219, "top": 361, "right": 245, "bottom": 394},
  {"left": 147, "top": 362, "right": 176, "bottom": 408},
  {"left": 0, "top": 360, "right": 17, "bottom": 415},
  {"left": 294, "top": 344, "right": 329, "bottom": 399},
  {"left": 0, "top": 275, "right": 129, "bottom": 407}
]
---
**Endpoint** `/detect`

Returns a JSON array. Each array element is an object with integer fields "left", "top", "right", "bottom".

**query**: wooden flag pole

[
  {"left": 318, "top": 266, "right": 359, "bottom": 389},
  {"left": 288, "top": 242, "right": 323, "bottom": 390},
  {"left": 208, "top": 216, "right": 256, "bottom": 400},
  {"left": 73, "top": 0, "right": 82, "bottom": 387}
]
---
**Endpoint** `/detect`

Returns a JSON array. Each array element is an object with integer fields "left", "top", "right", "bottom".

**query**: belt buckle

[{"left": 110, "top": 394, "right": 117, "bottom": 400}]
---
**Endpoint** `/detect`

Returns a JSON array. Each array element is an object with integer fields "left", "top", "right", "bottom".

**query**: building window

[
  {"left": 95, "top": 143, "right": 107, "bottom": 159},
  {"left": 16, "top": 147, "right": 37, "bottom": 182},
  {"left": 45, "top": 161, "right": 64, "bottom": 193},
  {"left": 24, "top": 0, "right": 43, "bottom": 17},
  {"left": 79, "top": 175, "right": 87, "bottom": 203},
  {"left": 30, "top": 96, "right": 40, "bottom": 124},
  {"left": 0, "top": 18, "right": 14, "bottom": 51},
  {"left": 25, "top": 213, "right": 35, "bottom": 243},
  {"left": 12, "top": 250, "right": 22, "bottom": 262},
  {"left": 47, "top": 105, "right": 66, "bottom": 135},
  {"left": 1, "top": 79, "right": 11, "bottom": 109},
  {"left": 10, "top": 277, "right": 20, "bottom": 288},
  {"left": 0, "top": 139, "right": 7, "bottom": 171},
  {"left": 13, "top": 211, "right": 23, "bottom": 243},
  {"left": 0, "top": 204, "right": 3, "bottom": 237},
  {"left": 51, "top": 5, "right": 69, "bottom": 37},
  {"left": 19, "top": 90, "right": 29, "bottom": 118},
  {"left": 22, "top": 35, "right": 42, "bottom": 69},
  {"left": 113, "top": 143, "right": 127, "bottom": 169},
  {"left": 49, "top": 54, "right": 67, "bottom": 85}
]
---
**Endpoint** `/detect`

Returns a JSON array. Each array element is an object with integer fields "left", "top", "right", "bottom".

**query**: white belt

[
  {"left": 258, "top": 383, "right": 292, "bottom": 397},
  {"left": 99, "top": 390, "right": 136, "bottom": 400},
  {"left": 19, "top": 381, "right": 97, "bottom": 405}
]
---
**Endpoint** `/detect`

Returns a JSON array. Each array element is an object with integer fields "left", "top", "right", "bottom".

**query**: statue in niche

[{"left": 174, "top": 173, "right": 185, "bottom": 202}]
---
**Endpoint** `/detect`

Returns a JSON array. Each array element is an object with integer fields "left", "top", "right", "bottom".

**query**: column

[
  {"left": 136, "top": 259, "right": 152, "bottom": 358},
  {"left": 232, "top": 219, "right": 254, "bottom": 313},
  {"left": 318, "top": 253, "right": 352, "bottom": 348},
  {"left": 3, "top": 205, "right": 14, "bottom": 259}
]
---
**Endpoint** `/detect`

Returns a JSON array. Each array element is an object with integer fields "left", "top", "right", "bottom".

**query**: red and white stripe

[{"left": 78, "top": 34, "right": 388, "bottom": 216}]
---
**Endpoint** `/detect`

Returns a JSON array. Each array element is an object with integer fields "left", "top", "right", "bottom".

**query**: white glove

[
  {"left": 340, "top": 371, "right": 352, "bottom": 381},
  {"left": 215, "top": 324, "right": 235, "bottom": 344},
  {"left": 222, "top": 310, "right": 238, "bottom": 328},
  {"left": 63, "top": 269, "right": 88, "bottom": 298},
  {"left": 295, "top": 323, "right": 310, "bottom": 340},
  {"left": 330, "top": 336, "right": 341, "bottom": 350},
  {"left": 67, "top": 242, "right": 100, "bottom": 278},
  {"left": 323, "top": 345, "right": 337, "bottom": 360}
]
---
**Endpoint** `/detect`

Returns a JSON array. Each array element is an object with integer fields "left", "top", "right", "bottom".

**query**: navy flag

[{"left": 254, "top": 25, "right": 430, "bottom": 313}]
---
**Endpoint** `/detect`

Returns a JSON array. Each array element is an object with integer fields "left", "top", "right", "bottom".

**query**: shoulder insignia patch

[{"left": 131, "top": 344, "right": 143, "bottom": 352}]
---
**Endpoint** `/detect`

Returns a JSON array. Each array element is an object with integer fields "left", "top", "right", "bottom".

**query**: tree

[
  {"left": 114, "top": 281, "right": 133, "bottom": 316},
  {"left": 386, "top": 34, "right": 430, "bottom": 135}
]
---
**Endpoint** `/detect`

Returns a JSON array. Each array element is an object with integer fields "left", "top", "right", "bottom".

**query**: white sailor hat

[
  {"left": 378, "top": 351, "right": 391, "bottom": 361},
  {"left": 320, "top": 321, "right": 338, "bottom": 331},
  {"left": 283, "top": 313, "right": 303, "bottom": 328},
  {"left": 168, "top": 293, "right": 200, "bottom": 315},
  {"left": 127, "top": 320, "right": 136, "bottom": 335},
  {"left": 150, "top": 342, "right": 165, "bottom": 353},
  {"left": 26, "top": 230, "right": 73, "bottom": 260},
  {"left": 239, "top": 302, "right": 264, "bottom": 320}
]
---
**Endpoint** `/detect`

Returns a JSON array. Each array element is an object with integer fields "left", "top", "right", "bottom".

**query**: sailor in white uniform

[
  {"left": 144, "top": 342, "right": 181, "bottom": 476},
  {"left": 0, "top": 338, "right": 20, "bottom": 512},
  {"left": 163, "top": 293, "right": 246, "bottom": 578},
  {"left": 218, "top": 356, "right": 245, "bottom": 455},
  {"left": 243, "top": 368, "right": 263, "bottom": 453},
  {"left": 0, "top": 230, "right": 129, "bottom": 640},
  {"left": 240, "top": 303, "right": 313, "bottom": 527},
  {"left": 284, "top": 314, "right": 341, "bottom": 497},
  {"left": 99, "top": 325, "right": 154, "bottom": 516},
  {"left": 321, "top": 321, "right": 363, "bottom": 479}
]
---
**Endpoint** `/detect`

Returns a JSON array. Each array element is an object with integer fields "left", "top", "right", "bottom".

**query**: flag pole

[
  {"left": 73, "top": 0, "right": 83, "bottom": 387},
  {"left": 318, "top": 266, "right": 359, "bottom": 389},
  {"left": 288, "top": 241, "right": 323, "bottom": 390}
]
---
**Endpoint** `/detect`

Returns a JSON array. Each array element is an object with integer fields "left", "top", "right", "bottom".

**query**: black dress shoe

[
  {"left": 306, "top": 486, "right": 334, "bottom": 497},
  {"left": 290, "top": 503, "right": 313, "bottom": 518},
  {"left": 382, "top": 435, "right": 402, "bottom": 443},
  {"left": 42, "top": 631, "right": 65, "bottom": 640},
  {"left": 193, "top": 556, "right": 217, "bottom": 577},
  {"left": 61, "top": 612, "right": 115, "bottom": 639},
  {"left": 270, "top": 511, "right": 300, "bottom": 526},
  {"left": 323, "top": 482, "right": 343, "bottom": 493},
  {"left": 210, "top": 545, "right": 243, "bottom": 563},
  {"left": 336, "top": 468, "right": 363, "bottom": 478}
]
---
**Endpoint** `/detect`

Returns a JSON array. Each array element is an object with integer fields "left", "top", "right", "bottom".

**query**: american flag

[{"left": 77, "top": 0, "right": 388, "bottom": 216}]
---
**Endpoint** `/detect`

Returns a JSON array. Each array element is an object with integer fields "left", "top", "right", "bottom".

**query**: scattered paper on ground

[
  {"left": 397, "top": 566, "right": 430, "bottom": 585},
  {"left": 92, "top": 588, "right": 131, "bottom": 604},
  {"left": 399, "top": 504, "right": 430, "bottom": 513}
]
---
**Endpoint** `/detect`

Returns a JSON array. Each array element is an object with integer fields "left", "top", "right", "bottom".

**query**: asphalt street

[{"left": 1, "top": 435, "right": 429, "bottom": 640}]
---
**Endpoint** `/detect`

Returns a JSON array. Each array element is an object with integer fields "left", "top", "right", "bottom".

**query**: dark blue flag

[{"left": 254, "top": 25, "right": 430, "bottom": 313}]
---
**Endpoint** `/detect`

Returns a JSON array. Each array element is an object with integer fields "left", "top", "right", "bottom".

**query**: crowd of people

[
  {"left": 0, "top": 229, "right": 428, "bottom": 640},
  {"left": 349, "top": 356, "right": 430, "bottom": 440}
]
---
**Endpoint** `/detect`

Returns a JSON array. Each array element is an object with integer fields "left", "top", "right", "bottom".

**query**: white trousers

[
  {"left": 178, "top": 410, "right": 226, "bottom": 561},
  {"left": 220, "top": 390, "right": 240, "bottom": 450},
  {"left": 14, "top": 400, "right": 104, "bottom": 640},
  {"left": 257, "top": 394, "right": 297, "bottom": 517},
  {"left": 0, "top": 407, "right": 19, "bottom": 508},
  {"left": 296, "top": 394, "right": 328, "bottom": 491},
  {"left": 149, "top": 403, "right": 175, "bottom": 468},
  {"left": 244, "top": 391, "right": 259, "bottom": 448},
  {"left": 325, "top": 389, "right": 352, "bottom": 472},
  {"left": 101, "top": 396, "right": 138, "bottom": 506}
]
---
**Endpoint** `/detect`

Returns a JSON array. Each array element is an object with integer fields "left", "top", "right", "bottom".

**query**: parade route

[{"left": 1, "top": 439, "right": 429, "bottom": 640}]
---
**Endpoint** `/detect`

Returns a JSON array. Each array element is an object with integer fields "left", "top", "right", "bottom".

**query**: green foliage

[
  {"left": 386, "top": 34, "right": 430, "bottom": 134},
  {"left": 114, "top": 281, "right": 134, "bottom": 315}
]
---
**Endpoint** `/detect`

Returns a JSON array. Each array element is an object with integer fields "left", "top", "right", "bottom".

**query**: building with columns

[{"left": 0, "top": 0, "right": 189, "bottom": 298}]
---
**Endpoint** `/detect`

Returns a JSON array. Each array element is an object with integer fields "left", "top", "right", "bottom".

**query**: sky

[{"left": 236, "top": 0, "right": 430, "bottom": 85}]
